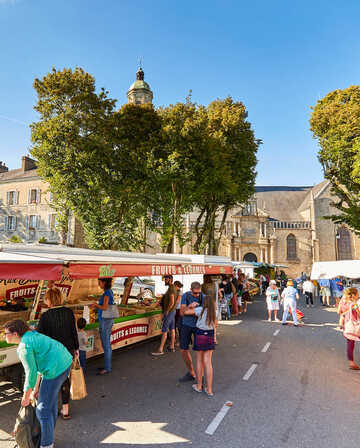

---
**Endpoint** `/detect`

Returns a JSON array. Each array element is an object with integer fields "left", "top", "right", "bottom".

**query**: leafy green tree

[
  {"left": 310, "top": 86, "right": 360, "bottom": 232},
  {"left": 192, "top": 97, "right": 260, "bottom": 254},
  {"left": 154, "top": 100, "right": 202, "bottom": 252},
  {"left": 31, "top": 67, "right": 162, "bottom": 250}
]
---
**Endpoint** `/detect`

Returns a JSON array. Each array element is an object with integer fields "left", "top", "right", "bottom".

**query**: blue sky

[{"left": 0, "top": 0, "right": 359, "bottom": 186}]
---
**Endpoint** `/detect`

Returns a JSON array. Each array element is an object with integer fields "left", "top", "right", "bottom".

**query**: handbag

[
  {"left": 102, "top": 303, "right": 119, "bottom": 319},
  {"left": 13, "top": 404, "right": 41, "bottom": 448},
  {"left": 344, "top": 306, "right": 360, "bottom": 341},
  {"left": 70, "top": 357, "right": 87, "bottom": 400}
]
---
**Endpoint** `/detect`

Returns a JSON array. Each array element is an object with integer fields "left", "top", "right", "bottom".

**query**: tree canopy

[
  {"left": 31, "top": 67, "right": 260, "bottom": 254},
  {"left": 310, "top": 85, "right": 360, "bottom": 232}
]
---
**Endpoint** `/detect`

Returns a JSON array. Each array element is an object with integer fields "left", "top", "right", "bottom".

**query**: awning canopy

[
  {"left": 311, "top": 260, "right": 360, "bottom": 280},
  {"left": 0, "top": 244, "right": 233, "bottom": 280},
  {"left": 0, "top": 252, "right": 64, "bottom": 280}
]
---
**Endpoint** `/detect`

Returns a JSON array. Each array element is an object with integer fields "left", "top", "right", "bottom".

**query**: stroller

[{"left": 220, "top": 295, "right": 229, "bottom": 320}]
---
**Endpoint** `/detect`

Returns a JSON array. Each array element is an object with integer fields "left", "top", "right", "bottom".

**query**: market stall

[
  {"left": 311, "top": 260, "right": 360, "bottom": 280},
  {"left": 0, "top": 244, "right": 233, "bottom": 383}
]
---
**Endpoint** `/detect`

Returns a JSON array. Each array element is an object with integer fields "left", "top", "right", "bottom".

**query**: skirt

[
  {"left": 193, "top": 328, "right": 215, "bottom": 351},
  {"left": 266, "top": 297, "right": 280, "bottom": 311}
]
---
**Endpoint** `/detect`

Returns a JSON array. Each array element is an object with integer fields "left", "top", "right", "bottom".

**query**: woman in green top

[{"left": 4, "top": 319, "right": 72, "bottom": 448}]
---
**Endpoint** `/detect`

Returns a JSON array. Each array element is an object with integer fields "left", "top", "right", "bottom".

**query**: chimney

[
  {"left": 0, "top": 162, "right": 8, "bottom": 173},
  {"left": 22, "top": 156, "right": 37, "bottom": 172}
]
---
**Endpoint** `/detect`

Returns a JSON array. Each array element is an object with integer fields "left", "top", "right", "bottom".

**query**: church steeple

[{"left": 127, "top": 66, "right": 153, "bottom": 105}]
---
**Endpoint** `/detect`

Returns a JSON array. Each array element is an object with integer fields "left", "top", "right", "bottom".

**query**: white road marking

[
  {"left": 219, "top": 320, "right": 243, "bottom": 326},
  {"left": 101, "top": 421, "right": 189, "bottom": 444},
  {"left": 273, "top": 329, "right": 280, "bottom": 336},
  {"left": 243, "top": 363, "right": 258, "bottom": 381},
  {"left": 205, "top": 401, "right": 233, "bottom": 435},
  {"left": 261, "top": 342, "right": 271, "bottom": 353}
]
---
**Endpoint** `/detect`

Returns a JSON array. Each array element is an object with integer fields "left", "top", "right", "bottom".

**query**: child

[
  {"left": 77, "top": 317, "right": 88, "bottom": 371},
  {"left": 184, "top": 295, "right": 218, "bottom": 396}
]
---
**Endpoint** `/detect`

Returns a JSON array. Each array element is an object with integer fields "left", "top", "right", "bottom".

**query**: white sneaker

[
  {"left": 274, "top": 318, "right": 280, "bottom": 322},
  {"left": 268, "top": 318, "right": 272, "bottom": 322}
]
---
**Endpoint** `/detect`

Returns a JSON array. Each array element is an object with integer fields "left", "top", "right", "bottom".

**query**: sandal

[
  {"left": 151, "top": 351, "right": 164, "bottom": 356},
  {"left": 167, "top": 347, "right": 175, "bottom": 352},
  {"left": 60, "top": 412, "right": 71, "bottom": 420},
  {"left": 204, "top": 388, "right": 214, "bottom": 397},
  {"left": 192, "top": 384, "right": 202, "bottom": 393},
  {"left": 349, "top": 365, "right": 360, "bottom": 370},
  {"left": 96, "top": 369, "right": 110, "bottom": 375}
]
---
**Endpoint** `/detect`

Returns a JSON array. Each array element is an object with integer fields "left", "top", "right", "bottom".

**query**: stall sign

[
  {"left": 111, "top": 324, "right": 149, "bottom": 344},
  {"left": 0, "top": 280, "right": 40, "bottom": 300},
  {"left": 6, "top": 284, "right": 39, "bottom": 300},
  {"left": 70, "top": 262, "right": 232, "bottom": 279},
  {"left": 54, "top": 283, "right": 72, "bottom": 298}
]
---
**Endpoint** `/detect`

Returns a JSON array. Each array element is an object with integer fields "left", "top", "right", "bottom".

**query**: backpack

[{"left": 13, "top": 405, "right": 41, "bottom": 448}]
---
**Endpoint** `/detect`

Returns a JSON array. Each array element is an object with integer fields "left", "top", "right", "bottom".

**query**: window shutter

[
  {"left": 28, "top": 190, "right": 31, "bottom": 204},
  {"left": 13, "top": 216, "right": 17, "bottom": 230},
  {"left": 37, "top": 189, "right": 41, "bottom": 204},
  {"left": 4, "top": 216, "right": 8, "bottom": 231},
  {"left": 48, "top": 214, "right": 51, "bottom": 229},
  {"left": 36, "top": 215, "right": 40, "bottom": 229},
  {"left": 25, "top": 215, "right": 29, "bottom": 230},
  {"left": 6, "top": 191, "right": 10, "bottom": 205},
  {"left": 15, "top": 191, "right": 19, "bottom": 204}
]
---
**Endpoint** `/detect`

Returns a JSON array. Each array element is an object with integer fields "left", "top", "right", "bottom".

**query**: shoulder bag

[
  {"left": 101, "top": 291, "right": 119, "bottom": 319},
  {"left": 344, "top": 305, "right": 360, "bottom": 341}
]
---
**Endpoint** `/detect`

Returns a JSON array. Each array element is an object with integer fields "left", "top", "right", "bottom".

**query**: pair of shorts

[
  {"left": 193, "top": 328, "right": 215, "bottom": 351},
  {"left": 180, "top": 324, "right": 196, "bottom": 350},
  {"left": 162, "top": 311, "right": 176, "bottom": 332}
]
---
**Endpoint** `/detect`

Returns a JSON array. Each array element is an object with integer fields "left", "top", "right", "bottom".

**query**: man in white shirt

[{"left": 302, "top": 278, "right": 315, "bottom": 308}]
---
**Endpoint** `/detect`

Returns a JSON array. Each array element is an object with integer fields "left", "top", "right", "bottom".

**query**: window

[
  {"left": 27, "top": 215, "right": 39, "bottom": 230},
  {"left": 151, "top": 211, "right": 162, "bottom": 227},
  {"left": 242, "top": 200, "right": 257, "bottom": 216},
  {"left": 28, "top": 189, "right": 40, "bottom": 204},
  {"left": 7, "top": 191, "right": 18, "bottom": 205},
  {"left": 5, "top": 216, "right": 17, "bottom": 231},
  {"left": 286, "top": 234, "right": 297, "bottom": 260},
  {"left": 243, "top": 252, "right": 257, "bottom": 262},
  {"left": 337, "top": 227, "right": 352, "bottom": 260},
  {"left": 48, "top": 214, "right": 57, "bottom": 230}
]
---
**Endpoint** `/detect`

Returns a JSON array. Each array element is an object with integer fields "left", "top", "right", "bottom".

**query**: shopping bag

[
  {"left": 13, "top": 404, "right": 41, "bottom": 448},
  {"left": 344, "top": 307, "right": 360, "bottom": 341},
  {"left": 70, "top": 357, "right": 87, "bottom": 400}
]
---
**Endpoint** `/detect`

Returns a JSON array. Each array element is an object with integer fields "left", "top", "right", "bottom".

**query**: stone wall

[{"left": 271, "top": 228, "right": 313, "bottom": 278}]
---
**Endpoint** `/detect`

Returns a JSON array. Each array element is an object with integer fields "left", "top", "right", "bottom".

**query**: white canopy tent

[{"left": 311, "top": 260, "right": 360, "bottom": 280}]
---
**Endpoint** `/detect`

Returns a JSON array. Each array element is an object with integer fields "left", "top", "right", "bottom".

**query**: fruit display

[{"left": 0, "top": 297, "right": 27, "bottom": 311}]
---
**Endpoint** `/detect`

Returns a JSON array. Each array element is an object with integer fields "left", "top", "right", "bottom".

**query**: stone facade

[
  {"left": 0, "top": 156, "right": 81, "bottom": 246},
  {"left": 215, "top": 182, "right": 360, "bottom": 278}
]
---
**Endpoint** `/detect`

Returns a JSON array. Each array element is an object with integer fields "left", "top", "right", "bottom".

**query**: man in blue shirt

[{"left": 178, "top": 281, "right": 205, "bottom": 382}]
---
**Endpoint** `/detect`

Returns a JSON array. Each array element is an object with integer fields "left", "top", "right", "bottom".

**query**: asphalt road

[{"left": 1, "top": 295, "right": 360, "bottom": 448}]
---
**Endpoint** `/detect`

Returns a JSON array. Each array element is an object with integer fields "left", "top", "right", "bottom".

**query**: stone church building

[
  {"left": 200, "top": 182, "right": 360, "bottom": 278},
  {"left": 1, "top": 67, "right": 359, "bottom": 279}
]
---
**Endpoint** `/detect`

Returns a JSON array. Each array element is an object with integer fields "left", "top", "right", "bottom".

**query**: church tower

[{"left": 127, "top": 66, "right": 153, "bottom": 105}]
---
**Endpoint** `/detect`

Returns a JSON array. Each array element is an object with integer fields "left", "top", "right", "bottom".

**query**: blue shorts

[
  {"left": 162, "top": 311, "right": 176, "bottom": 332},
  {"left": 180, "top": 324, "right": 196, "bottom": 350}
]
